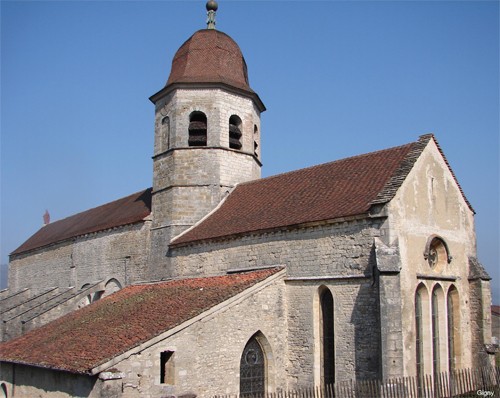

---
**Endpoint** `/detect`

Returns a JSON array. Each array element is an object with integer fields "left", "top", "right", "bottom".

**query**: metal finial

[{"left": 206, "top": 0, "right": 218, "bottom": 29}]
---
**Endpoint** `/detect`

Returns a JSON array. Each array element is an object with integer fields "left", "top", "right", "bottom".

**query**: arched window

[
  {"left": 102, "top": 278, "right": 122, "bottom": 298},
  {"left": 319, "top": 287, "right": 335, "bottom": 387},
  {"left": 1, "top": 382, "right": 7, "bottom": 398},
  {"left": 447, "top": 285, "right": 460, "bottom": 372},
  {"left": 415, "top": 286, "right": 425, "bottom": 382},
  {"left": 240, "top": 335, "right": 265, "bottom": 396},
  {"left": 162, "top": 116, "right": 170, "bottom": 151},
  {"left": 189, "top": 111, "right": 207, "bottom": 147},
  {"left": 229, "top": 115, "right": 242, "bottom": 150},
  {"left": 424, "top": 236, "right": 451, "bottom": 270},
  {"left": 431, "top": 285, "right": 445, "bottom": 380}
]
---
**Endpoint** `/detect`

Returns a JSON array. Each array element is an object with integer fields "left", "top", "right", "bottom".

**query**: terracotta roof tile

[
  {"left": 0, "top": 268, "right": 282, "bottom": 374},
  {"left": 166, "top": 29, "right": 252, "bottom": 93},
  {"left": 172, "top": 141, "right": 419, "bottom": 246},
  {"left": 11, "top": 188, "right": 152, "bottom": 256}
]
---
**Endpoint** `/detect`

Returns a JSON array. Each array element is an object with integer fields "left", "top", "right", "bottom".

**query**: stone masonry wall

[
  {"left": 8, "top": 221, "right": 151, "bottom": 295},
  {"left": 285, "top": 279, "right": 380, "bottom": 388},
  {"left": 168, "top": 218, "right": 383, "bottom": 386},
  {"left": 170, "top": 219, "right": 381, "bottom": 280},
  {"left": 109, "top": 273, "right": 287, "bottom": 397},
  {"left": 150, "top": 88, "right": 262, "bottom": 280},
  {"left": 385, "top": 139, "right": 479, "bottom": 375}
]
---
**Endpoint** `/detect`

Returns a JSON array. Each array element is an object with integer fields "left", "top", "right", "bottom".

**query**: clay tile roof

[
  {"left": 11, "top": 188, "right": 152, "bottom": 256},
  {"left": 0, "top": 268, "right": 282, "bottom": 374},
  {"left": 166, "top": 29, "right": 252, "bottom": 93},
  {"left": 172, "top": 136, "right": 435, "bottom": 246}
]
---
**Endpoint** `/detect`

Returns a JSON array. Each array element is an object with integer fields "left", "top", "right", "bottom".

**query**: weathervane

[{"left": 206, "top": 0, "right": 218, "bottom": 30}]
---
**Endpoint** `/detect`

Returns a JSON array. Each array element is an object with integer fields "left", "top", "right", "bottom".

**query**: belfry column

[{"left": 148, "top": 2, "right": 265, "bottom": 280}]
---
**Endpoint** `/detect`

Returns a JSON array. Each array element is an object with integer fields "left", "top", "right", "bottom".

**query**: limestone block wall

[
  {"left": 0, "top": 362, "right": 101, "bottom": 398},
  {"left": 170, "top": 219, "right": 382, "bottom": 280},
  {"left": 168, "top": 219, "right": 383, "bottom": 386},
  {"left": 384, "top": 139, "right": 479, "bottom": 376},
  {"left": 8, "top": 243, "right": 73, "bottom": 294},
  {"left": 8, "top": 221, "right": 151, "bottom": 295},
  {"left": 151, "top": 87, "right": 262, "bottom": 279},
  {"left": 153, "top": 89, "right": 262, "bottom": 158},
  {"left": 285, "top": 279, "right": 380, "bottom": 388},
  {"left": 106, "top": 274, "right": 287, "bottom": 397}
]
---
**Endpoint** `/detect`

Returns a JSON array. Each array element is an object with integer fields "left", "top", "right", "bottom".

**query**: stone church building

[{"left": 0, "top": 2, "right": 495, "bottom": 397}]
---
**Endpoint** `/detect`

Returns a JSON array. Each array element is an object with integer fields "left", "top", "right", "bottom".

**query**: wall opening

[
  {"left": 447, "top": 285, "right": 461, "bottom": 372},
  {"left": 188, "top": 111, "right": 207, "bottom": 147},
  {"left": 253, "top": 125, "right": 259, "bottom": 157},
  {"left": 319, "top": 286, "right": 335, "bottom": 387},
  {"left": 432, "top": 284, "right": 446, "bottom": 380},
  {"left": 229, "top": 115, "right": 242, "bottom": 150},
  {"left": 161, "top": 116, "right": 170, "bottom": 151},
  {"left": 160, "top": 351, "right": 175, "bottom": 384},
  {"left": 239, "top": 331, "right": 274, "bottom": 396}
]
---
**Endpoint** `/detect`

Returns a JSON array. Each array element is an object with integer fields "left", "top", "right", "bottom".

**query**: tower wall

[{"left": 149, "top": 88, "right": 262, "bottom": 279}]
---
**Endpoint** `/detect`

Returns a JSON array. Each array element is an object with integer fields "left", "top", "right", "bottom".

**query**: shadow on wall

[
  {"left": 351, "top": 248, "right": 381, "bottom": 381},
  {"left": 3, "top": 363, "right": 97, "bottom": 397},
  {"left": 0, "top": 264, "right": 8, "bottom": 290}
]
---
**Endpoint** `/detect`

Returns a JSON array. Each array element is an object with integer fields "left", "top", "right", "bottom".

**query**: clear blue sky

[{"left": 1, "top": 1, "right": 498, "bottom": 302}]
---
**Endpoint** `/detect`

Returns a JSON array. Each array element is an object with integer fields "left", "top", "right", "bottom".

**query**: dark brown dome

[{"left": 166, "top": 29, "right": 253, "bottom": 93}]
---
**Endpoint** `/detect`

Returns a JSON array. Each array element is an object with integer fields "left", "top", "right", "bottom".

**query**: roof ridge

[
  {"left": 45, "top": 188, "right": 152, "bottom": 226},
  {"left": 370, "top": 134, "right": 433, "bottom": 206}
]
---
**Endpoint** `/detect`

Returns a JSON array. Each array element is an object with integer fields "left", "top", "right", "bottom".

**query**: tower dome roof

[{"left": 166, "top": 29, "right": 253, "bottom": 94}]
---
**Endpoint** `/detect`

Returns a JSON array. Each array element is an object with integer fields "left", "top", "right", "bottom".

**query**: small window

[
  {"left": 162, "top": 116, "right": 170, "bottom": 150},
  {"left": 189, "top": 112, "right": 207, "bottom": 147},
  {"left": 229, "top": 115, "right": 242, "bottom": 150},
  {"left": 424, "top": 236, "right": 451, "bottom": 270},
  {"left": 160, "top": 351, "right": 175, "bottom": 384}
]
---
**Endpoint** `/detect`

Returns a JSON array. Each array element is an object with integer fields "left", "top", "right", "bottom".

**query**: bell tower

[{"left": 149, "top": 1, "right": 266, "bottom": 279}]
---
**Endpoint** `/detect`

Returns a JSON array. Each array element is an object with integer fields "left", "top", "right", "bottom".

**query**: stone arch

[
  {"left": 229, "top": 115, "right": 242, "bottom": 150},
  {"left": 240, "top": 331, "right": 275, "bottom": 396},
  {"left": 102, "top": 278, "right": 122, "bottom": 298},
  {"left": 415, "top": 283, "right": 431, "bottom": 378},
  {"left": 424, "top": 235, "right": 452, "bottom": 270},
  {"left": 314, "top": 285, "right": 335, "bottom": 388},
  {"left": 161, "top": 115, "right": 170, "bottom": 151},
  {"left": 1, "top": 383, "right": 7, "bottom": 398},
  {"left": 447, "top": 284, "right": 461, "bottom": 371},
  {"left": 188, "top": 111, "right": 207, "bottom": 147},
  {"left": 431, "top": 283, "right": 446, "bottom": 379}
]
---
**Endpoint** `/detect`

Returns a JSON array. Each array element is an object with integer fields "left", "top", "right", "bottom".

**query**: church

[{"left": 0, "top": 2, "right": 495, "bottom": 397}]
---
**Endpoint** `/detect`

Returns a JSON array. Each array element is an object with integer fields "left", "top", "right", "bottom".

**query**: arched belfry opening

[
  {"left": 319, "top": 286, "right": 335, "bottom": 387},
  {"left": 188, "top": 111, "right": 207, "bottom": 147},
  {"left": 229, "top": 115, "right": 242, "bottom": 150}
]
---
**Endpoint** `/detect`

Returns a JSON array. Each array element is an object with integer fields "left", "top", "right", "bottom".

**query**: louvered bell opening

[
  {"left": 229, "top": 123, "right": 242, "bottom": 149},
  {"left": 229, "top": 123, "right": 242, "bottom": 138},
  {"left": 229, "top": 137, "right": 242, "bottom": 150},
  {"left": 189, "top": 120, "right": 207, "bottom": 147},
  {"left": 254, "top": 141, "right": 259, "bottom": 155}
]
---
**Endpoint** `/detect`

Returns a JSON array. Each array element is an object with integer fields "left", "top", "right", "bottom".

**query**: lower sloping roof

[{"left": 0, "top": 268, "right": 282, "bottom": 374}]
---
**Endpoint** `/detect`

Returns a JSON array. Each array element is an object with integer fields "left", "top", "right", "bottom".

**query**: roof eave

[{"left": 149, "top": 82, "right": 266, "bottom": 112}]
